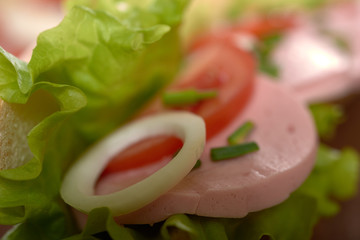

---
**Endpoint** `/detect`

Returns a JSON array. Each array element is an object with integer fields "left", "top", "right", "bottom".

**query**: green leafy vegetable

[
  {"left": 253, "top": 33, "right": 283, "bottom": 78},
  {"left": 29, "top": 3, "right": 185, "bottom": 141},
  {"left": 0, "top": 0, "right": 189, "bottom": 239},
  {"left": 297, "top": 144, "right": 359, "bottom": 217},
  {"left": 64, "top": 208, "right": 135, "bottom": 240},
  {"left": 0, "top": 47, "right": 32, "bottom": 103},
  {"left": 309, "top": 103, "right": 343, "bottom": 139},
  {"left": 158, "top": 193, "right": 317, "bottom": 240}
]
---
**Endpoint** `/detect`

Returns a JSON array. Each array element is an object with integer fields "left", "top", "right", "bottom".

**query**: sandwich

[{"left": 0, "top": 0, "right": 359, "bottom": 239}]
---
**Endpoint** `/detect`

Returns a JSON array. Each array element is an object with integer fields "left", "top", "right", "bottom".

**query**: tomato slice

[
  {"left": 102, "top": 41, "right": 255, "bottom": 176},
  {"left": 170, "top": 42, "right": 255, "bottom": 139},
  {"left": 101, "top": 136, "right": 183, "bottom": 175},
  {"left": 233, "top": 15, "right": 297, "bottom": 38},
  {"left": 190, "top": 15, "right": 296, "bottom": 52}
]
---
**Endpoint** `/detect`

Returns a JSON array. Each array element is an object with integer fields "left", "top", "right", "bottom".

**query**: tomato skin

[
  {"left": 102, "top": 41, "right": 255, "bottom": 175},
  {"left": 190, "top": 15, "right": 296, "bottom": 52},
  {"left": 102, "top": 136, "right": 183, "bottom": 175},
  {"left": 102, "top": 20, "right": 260, "bottom": 175},
  {"left": 172, "top": 41, "right": 255, "bottom": 139},
  {"left": 233, "top": 15, "right": 297, "bottom": 38}
]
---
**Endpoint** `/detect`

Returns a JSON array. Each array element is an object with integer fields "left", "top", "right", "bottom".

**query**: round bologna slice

[
  {"left": 93, "top": 77, "right": 317, "bottom": 224},
  {"left": 320, "top": 1, "right": 360, "bottom": 86},
  {"left": 272, "top": 17, "right": 354, "bottom": 103},
  {"left": 0, "top": 0, "right": 63, "bottom": 57},
  {"left": 272, "top": 3, "right": 360, "bottom": 103}
]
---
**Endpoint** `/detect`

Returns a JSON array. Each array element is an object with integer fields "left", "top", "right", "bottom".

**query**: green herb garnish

[
  {"left": 192, "top": 159, "right": 202, "bottom": 170},
  {"left": 253, "top": 33, "right": 283, "bottom": 78},
  {"left": 227, "top": 121, "right": 255, "bottom": 145},
  {"left": 211, "top": 142, "right": 259, "bottom": 161},
  {"left": 162, "top": 89, "right": 217, "bottom": 106}
]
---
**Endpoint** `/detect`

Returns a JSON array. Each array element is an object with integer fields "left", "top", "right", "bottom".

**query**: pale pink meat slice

[
  {"left": 0, "top": 0, "right": 63, "bottom": 58},
  {"left": 272, "top": 1, "right": 360, "bottom": 103},
  {"left": 91, "top": 77, "right": 317, "bottom": 225},
  {"left": 320, "top": 1, "right": 360, "bottom": 82},
  {"left": 272, "top": 20, "right": 352, "bottom": 103}
]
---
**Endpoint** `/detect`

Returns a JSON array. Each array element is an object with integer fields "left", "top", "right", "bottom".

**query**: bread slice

[{"left": 0, "top": 90, "right": 58, "bottom": 170}]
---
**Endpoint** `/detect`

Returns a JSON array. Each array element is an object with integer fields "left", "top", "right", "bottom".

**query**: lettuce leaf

[
  {"left": 0, "top": 0, "right": 189, "bottom": 238},
  {"left": 0, "top": 47, "right": 32, "bottom": 103},
  {"left": 297, "top": 144, "right": 359, "bottom": 217},
  {"left": 309, "top": 103, "right": 343, "bottom": 140},
  {"left": 63, "top": 208, "right": 136, "bottom": 240},
  {"left": 29, "top": 3, "right": 185, "bottom": 141}
]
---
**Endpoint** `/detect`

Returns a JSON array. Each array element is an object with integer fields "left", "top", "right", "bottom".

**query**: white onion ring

[{"left": 60, "top": 112, "right": 206, "bottom": 216}]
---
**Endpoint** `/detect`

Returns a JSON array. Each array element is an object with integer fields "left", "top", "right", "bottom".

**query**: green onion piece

[
  {"left": 192, "top": 159, "right": 202, "bottom": 170},
  {"left": 211, "top": 142, "right": 259, "bottom": 162},
  {"left": 162, "top": 89, "right": 217, "bottom": 106},
  {"left": 254, "top": 33, "right": 283, "bottom": 78},
  {"left": 227, "top": 121, "right": 255, "bottom": 145}
]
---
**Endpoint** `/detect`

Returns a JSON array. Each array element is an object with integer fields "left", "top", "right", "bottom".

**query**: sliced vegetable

[
  {"left": 167, "top": 41, "right": 255, "bottom": 139},
  {"left": 103, "top": 136, "right": 183, "bottom": 175},
  {"left": 253, "top": 32, "right": 284, "bottom": 77},
  {"left": 309, "top": 103, "right": 343, "bottom": 139},
  {"left": 189, "top": 15, "right": 295, "bottom": 53},
  {"left": 61, "top": 112, "right": 205, "bottom": 216},
  {"left": 210, "top": 142, "right": 259, "bottom": 161}
]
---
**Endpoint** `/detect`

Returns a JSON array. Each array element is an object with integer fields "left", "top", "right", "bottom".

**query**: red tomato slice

[
  {"left": 234, "top": 15, "right": 297, "bottom": 38},
  {"left": 170, "top": 42, "right": 255, "bottom": 139},
  {"left": 190, "top": 15, "right": 296, "bottom": 52},
  {"left": 102, "top": 40, "right": 255, "bottom": 176},
  {"left": 101, "top": 136, "right": 183, "bottom": 175}
]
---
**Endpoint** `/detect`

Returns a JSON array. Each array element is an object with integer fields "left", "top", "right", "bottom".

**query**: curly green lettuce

[{"left": 0, "top": 0, "right": 189, "bottom": 239}]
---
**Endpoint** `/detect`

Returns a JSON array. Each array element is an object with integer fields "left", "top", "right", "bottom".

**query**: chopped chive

[
  {"left": 192, "top": 159, "right": 202, "bottom": 170},
  {"left": 227, "top": 121, "right": 255, "bottom": 145},
  {"left": 210, "top": 142, "right": 259, "bottom": 162},
  {"left": 162, "top": 89, "right": 217, "bottom": 107},
  {"left": 253, "top": 33, "right": 282, "bottom": 78}
]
